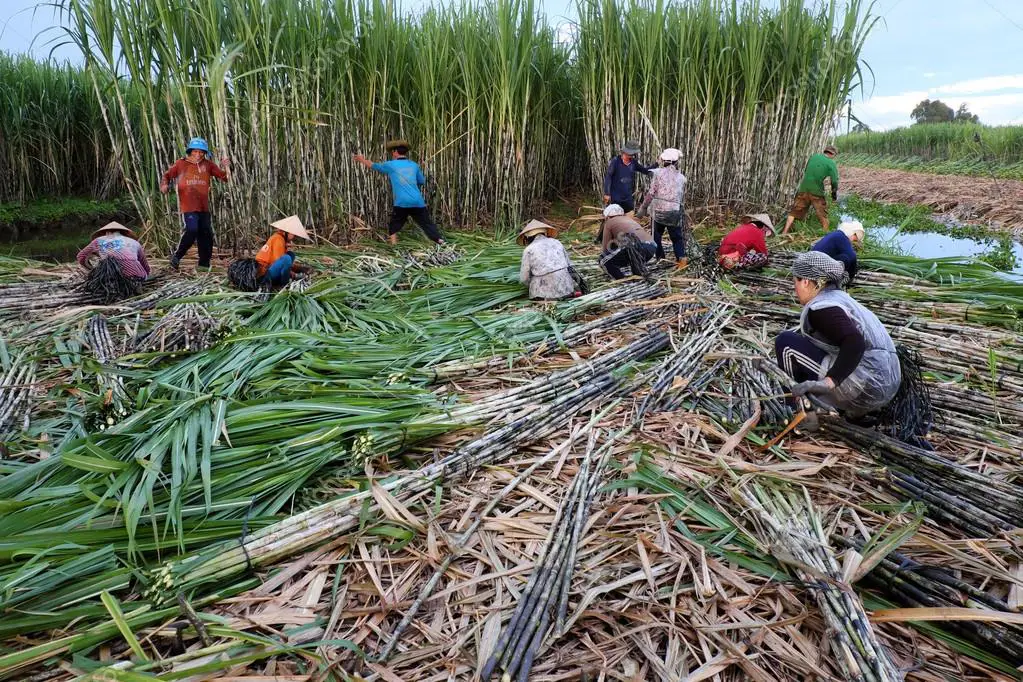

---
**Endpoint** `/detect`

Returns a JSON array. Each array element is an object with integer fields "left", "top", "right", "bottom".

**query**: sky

[{"left": 3, "top": 0, "right": 1023, "bottom": 131}]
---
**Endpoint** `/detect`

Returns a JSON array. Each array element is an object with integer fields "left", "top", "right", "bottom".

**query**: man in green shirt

[{"left": 782, "top": 145, "right": 839, "bottom": 234}]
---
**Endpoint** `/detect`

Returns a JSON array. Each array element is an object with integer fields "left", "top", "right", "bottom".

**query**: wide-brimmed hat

[
  {"left": 603, "top": 204, "right": 625, "bottom": 218},
  {"left": 620, "top": 141, "right": 641, "bottom": 155},
  {"left": 91, "top": 221, "right": 137, "bottom": 240},
  {"left": 839, "top": 220, "right": 865, "bottom": 242},
  {"left": 743, "top": 213, "right": 775, "bottom": 236},
  {"left": 517, "top": 219, "right": 558, "bottom": 246},
  {"left": 385, "top": 139, "right": 410, "bottom": 151},
  {"left": 823, "top": 145, "right": 838, "bottom": 156},
  {"left": 271, "top": 215, "right": 311, "bottom": 240}
]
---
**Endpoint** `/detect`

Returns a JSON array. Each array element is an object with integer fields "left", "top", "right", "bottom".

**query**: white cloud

[
  {"left": 932, "top": 74, "right": 1023, "bottom": 95},
  {"left": 853, "top": 74, "right": 1023, "bottom": 130}
]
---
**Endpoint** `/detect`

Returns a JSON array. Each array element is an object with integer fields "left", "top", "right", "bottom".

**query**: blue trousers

[
  {"left": 262, "top": 253, "right": 294, "bottom": 286},
  {"left": 775, "top": 330, "right": 827, "bottom": 383},
  {"left": 174, "top": 211, "right": 214, "bottom": 266}
]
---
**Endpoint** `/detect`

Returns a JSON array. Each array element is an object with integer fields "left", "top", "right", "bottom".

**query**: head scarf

[
  {"left": 793, "top": 251, "right": 846, "bottom": 286},
  {"left": 603, "top": 204, "right": 625, "bottom": 218}
]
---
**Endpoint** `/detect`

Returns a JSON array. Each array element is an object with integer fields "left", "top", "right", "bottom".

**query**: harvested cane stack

[
  {"left": 0, "top": 354, "right": 35, "bottom": 443},
  {"left": 825, "top": 419, "right": 1023, "bottom": 536},
  {"left": 147, "top": 331, "right": 668, "bottom": 596},
  {"left": 133, "top": 303, "right": 231, "bottom": 355},
  {"left": 85, "top": 314, "right": 119, "bottom": 364},
  {"left": 834, "top": 537, "right": 1023, "bottom": 666},
  {"left": 481, "top": 434, "right": 611, "bottom": 682},
  {"left": 401, "top": 244, "right": 460, "bottom": 269},
  {"left": 83, "top": 315, "right": 132, "bottom": 431},
  {"left": 740, "top": 482, "right": 902, "bottom": 682},
  {"left": 81, "top": 258, "right": 143, "bottom": 303}
]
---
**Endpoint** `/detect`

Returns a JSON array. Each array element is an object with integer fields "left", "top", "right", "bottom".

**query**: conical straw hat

[
  {"left": 742, "top": 213, "right": 775, "bottom": 235},
  {"left": 271, "top": 215, "right": 310, "bottom": 240},
  {"left": 517, "top": 219, "right": 557, "bottom": 246},
  {"left": 91, "top": 222, "right": 137, "bottom": 240}
]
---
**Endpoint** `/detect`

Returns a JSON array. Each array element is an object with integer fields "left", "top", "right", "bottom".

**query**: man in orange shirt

[
  {"left": 255, "top": 216, "right": 312, "bottom": 287},
  {"left": 161, "top": 137, "right": 229, "bottom": 271}
]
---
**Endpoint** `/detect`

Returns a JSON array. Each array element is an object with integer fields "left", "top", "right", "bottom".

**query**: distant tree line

[{"left": 911, "top": 99, "right": 980, "bottom": 125}]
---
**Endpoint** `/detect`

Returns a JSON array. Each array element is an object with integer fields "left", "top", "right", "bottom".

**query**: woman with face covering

[{"left": 775, "top": 251, "right": 900, "bottom": 418}]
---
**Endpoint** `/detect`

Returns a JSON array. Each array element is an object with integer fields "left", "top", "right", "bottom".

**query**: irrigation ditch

[{"left": 1, "top": 229, "right": 1022, "bottom": 680}]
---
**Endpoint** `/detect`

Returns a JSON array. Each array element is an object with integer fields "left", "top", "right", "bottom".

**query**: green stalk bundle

[
  {"left": 576, "top": 0, "right": 874, "bottom": 208},
  {"left": 58, "top": 0, "right": 580, "bottom": 247}
]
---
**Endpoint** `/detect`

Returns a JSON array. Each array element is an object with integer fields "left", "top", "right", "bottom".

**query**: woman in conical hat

[
  {"left": 255, "top": 215, "right": 313, "bottom": 287},
  {"left": 518, "top": 219, "right": 578, "bottom": 300},
  {"left": 76, "top": 221, "right": 150, "bottom": 280}
]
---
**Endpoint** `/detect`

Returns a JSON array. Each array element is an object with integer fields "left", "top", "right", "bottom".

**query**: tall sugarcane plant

[
  {"left": 57, "top": 0, "right": 581, "bottom": 248},
  {"left": 575, "top": 0, "right": 875, "bottom": 208}
]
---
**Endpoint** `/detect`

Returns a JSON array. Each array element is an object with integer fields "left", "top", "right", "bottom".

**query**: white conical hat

[
  {"left": 517, "top": 219, "right": 557, "bottom": 246},
  {"left": 270, "top": 215, "right": 310, "bottom": 240}
]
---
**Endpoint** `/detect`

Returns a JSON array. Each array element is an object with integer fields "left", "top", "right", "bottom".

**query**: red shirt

[
  {"left": 162, "top": 158, "right": 228, "bottom": 213},
  {"left": 719, "top": 223, "right": 767, "bottom": 257}
]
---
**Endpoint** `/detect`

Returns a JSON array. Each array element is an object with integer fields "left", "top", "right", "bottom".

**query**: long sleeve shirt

[
  {"left": 796, "top": 153, "right": 839, "bottom": 198},
  {"left": 371, "top": 158, "right": 428, "bottom": 208},
  {"left": 602, "top": 156, "right": 652, "bottom": 205},
  {"left": 519, "top": 235, "right": 576, "bottom": 300},
  {"left": 255, "top": 232, "right": 296, "bottom": 276},
  {"left": 805, "top": 306, "right": 866, "bottom": 385},
  {"left": 718, "top": 223, "right": 767, "bottom": 258},
  {"left": 162, "top": 158, "right": 228, "bottom": 213},
  {"left": 77, "top": 235, "right": 150, "bottom": 279},
  {"left": 602, "top": 216, "right": 652, "bottom": 251},
  {"left": 812, "top": 230, "right": 858, "bottom": 280},
  {"left": 642, "top": 166, "right": 686, "bottom": 219}
]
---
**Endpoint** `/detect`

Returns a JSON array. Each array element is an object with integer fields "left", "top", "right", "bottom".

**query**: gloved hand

[{"left": 791, "top": 378, "right": 835, "bottom": 397}]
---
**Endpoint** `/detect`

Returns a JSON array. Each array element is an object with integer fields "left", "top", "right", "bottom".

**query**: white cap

[
  {"left": 603, "top": 204, "right": 625, "bottom": 218},
  {"left": 838, "top": 220, "right": 865, "bottom": 242},
  {"left": 659, "top": 148, "right": 681, "bottom": 162}
]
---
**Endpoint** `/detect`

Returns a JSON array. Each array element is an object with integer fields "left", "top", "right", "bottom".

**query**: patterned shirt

[
  {"left": 519, "top": 235, "right": 576, "bottom": 300},
  {"left": 77, "top": 235, "right": 150, "bottom": 279},
  {"left": 644, "top": 166, "right": 686, "bottom": 220}
]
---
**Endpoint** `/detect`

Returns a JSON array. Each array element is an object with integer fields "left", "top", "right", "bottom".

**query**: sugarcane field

[{"left": 3, "top": 0, "right": 1023, "bottom": 680}]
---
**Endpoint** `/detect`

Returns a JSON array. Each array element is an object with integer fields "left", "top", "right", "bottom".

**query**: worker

[
  {"left": 161, "top": 137, "right": 230, "bottom": 271},
  {"left": 812, "top": 220, "right": 865, "bottom": 284},
  {"left": 775, "top": 251, "right": 900, "bottom": 419},
  {"left": 77, "top": 222, "right": 150, "bottom": 280},
  {"left": 781, "top": 145, "right": 839, "bottom": 234},
  {"left": 255, "top": 216, "right": 313, "bottom": 287},
  {"left": 636, "top": 147, "right": 687, "bottom": 267},
  {"left": 518, "top": 220, "right": 578, "bottom": 300},
  {"left": 602, "top": 141, "right": 652, "bottom": 214},
  {"left": 353, "top": 140, "right": 445, "bottom": 246},
  {"left": 718, "top": 214, "right": 773, "bottom": 271},
  {"left": 598, "top": 204, "right": 656, "bottom": 280}
]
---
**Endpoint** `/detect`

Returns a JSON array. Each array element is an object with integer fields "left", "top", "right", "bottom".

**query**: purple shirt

[{"left": 77, "top": 235, "right": 151, "bottom": 279}]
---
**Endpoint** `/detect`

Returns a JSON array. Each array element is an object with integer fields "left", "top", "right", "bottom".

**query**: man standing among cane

[
  {"left": 781, "top": 145, "right": 839, "bottom": 234},
  {"left": 161, "top": 137, "right": 230, "bottom": 271}
]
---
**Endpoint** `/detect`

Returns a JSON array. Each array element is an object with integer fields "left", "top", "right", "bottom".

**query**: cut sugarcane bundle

[
  {"left": 738, "top": 481, "right": 902, "bottom": 682},
  {"left": 133, "top": 302, "right": 232, "bottom": 355},
  {"left": 824, "top": 418, "right": 1023, "bottom": 534},
  {"left": 481, "top": 431, "right": 613, "bottom": 682},
  {"left": 833, "top": 536, "right": 1023, "bottom": 665},
  {"left": 0, "top": 354, "right": 35, "bottom": 442},
  {"left": 146, "top": 330, "right": 669, "bottom": 598},
  {"left": 85, "top": 314, "right": 119, "bottom": 364}
]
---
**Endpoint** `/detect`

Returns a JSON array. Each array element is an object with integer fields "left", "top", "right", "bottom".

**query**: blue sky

[{"left": 4, "top": 0, "right": 1023, "bottom": 131}]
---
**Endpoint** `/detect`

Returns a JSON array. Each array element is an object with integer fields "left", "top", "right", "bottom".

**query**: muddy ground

[{"left": 840, "top": 166, "right": 1023, "bottom": 235}]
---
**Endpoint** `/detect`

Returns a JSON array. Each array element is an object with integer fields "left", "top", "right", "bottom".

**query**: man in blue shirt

[
  {"left": 812, "top": 221, "right": 864, "bottom": 284},
  {"left": 355, "top": 140, "right": 445, "bottom": 246},
  {"left": 602, "top": 141, "right": 652, "bottom": 214}
]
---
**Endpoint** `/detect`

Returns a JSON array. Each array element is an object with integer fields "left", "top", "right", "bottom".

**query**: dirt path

[{"left": 840, "top": 166, "right": 1023, "bottom": 235}]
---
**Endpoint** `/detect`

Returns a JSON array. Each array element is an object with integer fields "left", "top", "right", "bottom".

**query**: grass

[{"left": 835, "top": 123, "right": 1023, "bottom": 180}]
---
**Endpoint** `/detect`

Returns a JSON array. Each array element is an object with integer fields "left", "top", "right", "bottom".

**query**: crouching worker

[
  {"left": 812, "top": 220, "right": 864, "bottom": 285},
  {"left": 77, "top": 222, "right": 150, "bottom": 302},
  {"left": 598, "top": 204, "right": 656, "bottom": 280},
  {"left": 718, "top": 214, "right": 772, "bottom": 271},
  {"left": 775, "top": 251, "right": 900, "bottom": 420},
  {"left": 518, "top": 220, "right": 579, "bottom": 300},
  {"left": 255, "top": 216, "right": 312, "bottom": 287}
]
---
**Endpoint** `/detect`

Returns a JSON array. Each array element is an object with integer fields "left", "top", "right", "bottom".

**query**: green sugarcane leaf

[
  {"left": 99, "top": 591, "right": 149, "bottom": 662},
  {"left": 62, "top": 452, "right": 130, "bottom": 474}
]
